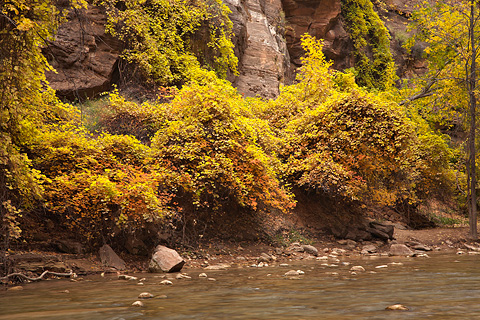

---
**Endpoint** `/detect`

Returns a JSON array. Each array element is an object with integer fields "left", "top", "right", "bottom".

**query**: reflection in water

[{"left": 1, "top": 253, "right": 480, "bottom": 319}]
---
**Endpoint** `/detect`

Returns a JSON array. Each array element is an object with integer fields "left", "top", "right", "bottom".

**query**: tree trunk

[{"left": 469, "top": 0, "right": 478, "bottom": 239}]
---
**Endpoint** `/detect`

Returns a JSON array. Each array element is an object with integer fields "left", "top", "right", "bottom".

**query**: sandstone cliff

[
  {"left": 45, "top": 0, "right": 420, "bottom": 99},
  {"left": 43, "top": 3, "right": 123, "bottom": 99}
]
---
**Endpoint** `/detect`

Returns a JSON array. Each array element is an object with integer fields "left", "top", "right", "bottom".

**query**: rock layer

[
  {"left": 226, "top": 0, "right": 291, "bottom": 98},
  {"left": 44, "top": 4, "right": 123, "bottom": 99}
]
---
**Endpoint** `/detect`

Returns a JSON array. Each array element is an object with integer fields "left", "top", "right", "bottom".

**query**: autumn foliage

[{"left": 1, "top": 1, "right": 460, "bottom": 250}]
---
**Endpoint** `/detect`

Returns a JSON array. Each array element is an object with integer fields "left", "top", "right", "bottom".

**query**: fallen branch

[{"left": 0, "top": 270, "right": 75, "bottom": 282}]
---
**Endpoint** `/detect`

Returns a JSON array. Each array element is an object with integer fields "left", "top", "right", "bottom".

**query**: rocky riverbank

[{"left": 1, "top": 226, "right": 477, "bottom": 288}]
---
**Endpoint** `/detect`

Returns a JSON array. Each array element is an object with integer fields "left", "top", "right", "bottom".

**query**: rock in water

[
  {"left": 99, "top": 244, "right": 126, "bottom": 270},
  {"left": 389, "top": 244, "right": 414, "bottom": 256},
  {"left": 385, "top": 304, "right": 409, "bottom": 311},
  {"left": 149, "top": 245, "right": 185, "bottom": 273},
  {"left": 132, "top": 301, "right": 144, "bottom": 307},
  {"left": 138, "top": 292, "right": 154, "bottom": 299},
  {"left": 350, "top": 266, "right": 366, "bottom": 272}
]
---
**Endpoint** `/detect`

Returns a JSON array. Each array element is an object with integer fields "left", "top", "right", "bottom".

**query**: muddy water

[{"left": 2, "top": 253, "right": 480, "bottom": 319}]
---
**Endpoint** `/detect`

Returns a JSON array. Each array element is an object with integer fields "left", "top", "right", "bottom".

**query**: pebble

[
  {"left": 7, "top": 286, "right": 23, "bottom": 291},
  {"left": 176, "top": 274, "right": 192, "bottom": 279},
  {"left": 60, "top": 290, "right": 70, "bottom": 293},
  {"left": 138, "top": 292, "right": 154, "bottom": 299},
  {"left": 285, "top": 270, "right": 299, "bottom": 277},
  {"left": 316, "top": 256, "right": 328, "bottom": 260},
  {"left": 199, "top": 273, "right": 208, "bottom": 278},
  {"left": 208, "top": 278, "right": 217, "bottom": 281},
  {"left": 385, "top": 304, "right": 409, "bottom": 311},
  {"left": 279, "top": 263, "right": 289, "bottom": 267},
  {"left": 388, "top": 262, "right": 403, "bottom": 266},
  {"left": 118, "top": 275, "right": 138, "bottom": 281},
  {"left": 137, "top": 282, "right": 144, "bottom": 286},
  {"left": 375, "top": 265, "right": 388, "bottom": 269},
  {"left": 350, "top": 266, "right": 366, "bottom": 272},
  {"left": 132, "top": 301, "right": 144, "bottom": 307},
  {"left": 160, "top": 280, "right": 173, "bottom": 285},
  {"left": 296, "top": 270, "right": 305, "bottom": 275}
]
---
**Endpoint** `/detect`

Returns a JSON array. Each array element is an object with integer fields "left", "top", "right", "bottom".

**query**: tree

[{"left": 404, "top": 0, "right": 480, "bottom": 238}]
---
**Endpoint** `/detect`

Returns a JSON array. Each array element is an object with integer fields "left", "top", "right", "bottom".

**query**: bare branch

[{"left": 0, "top": 270, "right": 75, "bottom": 282}]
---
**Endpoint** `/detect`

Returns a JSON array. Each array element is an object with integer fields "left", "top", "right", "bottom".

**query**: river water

[{"left": 2, "top": 252, "right": 480, "bottom": 319}]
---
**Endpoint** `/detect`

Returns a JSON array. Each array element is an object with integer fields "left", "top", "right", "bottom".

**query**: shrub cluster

[
  {"left": 18, "top": 35, "right": 455, "bottom": 246},
  {"left": 4, "top": 0, "right": 456, "bottom": 249}
]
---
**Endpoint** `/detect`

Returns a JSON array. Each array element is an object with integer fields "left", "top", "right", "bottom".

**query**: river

[{"left": 1, "top": 252, "right": 480, "bottom": 319}]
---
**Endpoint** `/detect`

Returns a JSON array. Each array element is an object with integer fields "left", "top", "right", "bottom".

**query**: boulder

[
  {"left": 361, "top": 244, "right": 377, "bottom": 254},
  {"left": 302, "top": 245, "right": 319, "bottom": 256},
  {"left": 148, "top": 245, "right": 184, "bottom": 273},
  {"left": 367, "top": 222, "right": 395, "bottom": 241},
  {"left": 257, "top": 253, "right": 272, "bottom": 263},
  {"left": 389, "top": 244, "right": 414, "bottom": 256},
  {"left": 369, "top": 221, "right": 395, "bottom": 238},
  {"left": 99, "top": 244, "right": 126, "bottom": 270}
]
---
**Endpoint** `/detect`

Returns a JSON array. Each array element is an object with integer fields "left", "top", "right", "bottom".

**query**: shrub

[
  {"left": 151, "top": 75, "right": 295, "bottom": 215},
  {"left": 284, "top": 90, "right": 419, "bottom": 205}
]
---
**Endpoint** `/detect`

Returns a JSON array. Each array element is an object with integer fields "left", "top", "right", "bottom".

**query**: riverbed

[{"left": 2, "top": 252, "right": 480, "bottom": 319}]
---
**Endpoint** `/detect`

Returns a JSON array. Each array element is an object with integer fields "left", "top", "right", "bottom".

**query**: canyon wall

[{"left": 45, "top": 0, "right": 419, "bottom": 99}]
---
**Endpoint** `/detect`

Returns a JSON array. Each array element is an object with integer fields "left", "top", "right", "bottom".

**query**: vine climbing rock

[{"left": 148, "top": 245, "right": 185, "bottom": 273}]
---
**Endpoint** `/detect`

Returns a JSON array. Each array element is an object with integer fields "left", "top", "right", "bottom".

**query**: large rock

[
  {"left": 369, "top": 221, "right": 395, "bottom": 239},
  {"left": 99, "top": 244, "right": 126, "bottom": 270},
  {"left": 148, "top": 245, "right": 185, "bottom": 273},
  {"left": 302, "top": 244, "right": 319, "bottom": 256},
  {"left": 389, "top": 244, "right": 414, "bottom": 256}
]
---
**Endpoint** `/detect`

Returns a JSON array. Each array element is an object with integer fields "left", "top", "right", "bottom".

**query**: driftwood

[{"left": 0, "top": 270, "right": 75, "bottom": 282}]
